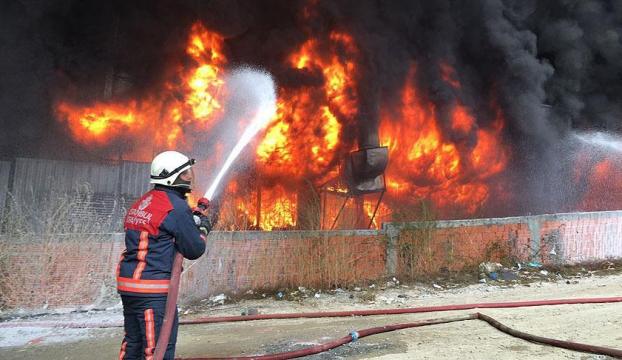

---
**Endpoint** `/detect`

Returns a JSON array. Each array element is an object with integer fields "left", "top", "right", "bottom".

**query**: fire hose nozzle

[
  {"left": 192, "top": 198, "right": 211, "bottom": 228},
  {"left": 193, "top": 197, "right": 210, "bottom": 216},
  {"left": 197, "top": 197, "right": 210, "bottom": 209}
]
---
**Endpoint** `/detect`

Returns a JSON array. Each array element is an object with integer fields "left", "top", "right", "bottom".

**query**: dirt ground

[{"left": 1, "top": 269, "right": 621, "bottom": 359}]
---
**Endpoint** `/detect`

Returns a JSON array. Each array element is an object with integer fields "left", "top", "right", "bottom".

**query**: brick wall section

[
  {"left": 180, "top": 230, "right": 386, "bottom": 302},
  {"left": 393, "top": 223, "right": 526, "bottom": 278},
  {"left": 1, "top": 210, "right": 622, "bottom": 310},
  {"left": 0, "top": 234, "right": 122, "bottom": 309},
  {"left": 383, "top": 210, "right": 622, "bottom": 280}
]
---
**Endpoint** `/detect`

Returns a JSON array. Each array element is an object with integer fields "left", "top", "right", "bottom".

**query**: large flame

[
  {"left": 54, "top": 21, "right": 519, "bottom": 229},
  {"left": 185, "top": 23, "right": 226, "bottom": 122},
  {"left": 255, "top": 32, "right": 357, "bottom": 183},
  {"left": 241, "top": 185, "right": 297, "bottom": 231},
  {"left": 56, "top": 101, "right": 145, "bottom": 145},
  {"left": 55, "top": 23, "right": 227, "bottom": 152},
  {"left": 380, "top": 66, "right": 509, "bottom": 216}
]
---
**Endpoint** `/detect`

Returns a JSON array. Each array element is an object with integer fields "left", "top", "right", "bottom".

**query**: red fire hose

[
  {"left": 179, "top": 313, "right": 479, "bottom": 360},
  {"left": 179, "top": 295, "right": 622, "bottom": 325},
  {"left": 153, "top": 252, "right": 184, "bottom": 360},
  {"left": 177, "top": 312, "right": 622, "bottom": 360}
]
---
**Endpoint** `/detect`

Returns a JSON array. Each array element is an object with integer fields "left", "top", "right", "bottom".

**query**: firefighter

[{"left": 117, "top": 150, "right": 214, "bottom": 360}]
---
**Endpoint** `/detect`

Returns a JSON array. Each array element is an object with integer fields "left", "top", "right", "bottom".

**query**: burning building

[{"left": 3, "top": 0, "right": 622, "bottom": 230}]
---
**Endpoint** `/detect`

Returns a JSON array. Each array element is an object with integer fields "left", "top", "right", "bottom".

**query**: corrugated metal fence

[
  {"left": 0, "top": 161, "right": 10, "bottom": 215},
  {"left": 0, "top": 157, "right": 150, "bottom": 227}
]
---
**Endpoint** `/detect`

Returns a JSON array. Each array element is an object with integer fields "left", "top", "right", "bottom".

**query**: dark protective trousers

[{"left": 119, "top": 295, "right": 178, "bottom": 360}]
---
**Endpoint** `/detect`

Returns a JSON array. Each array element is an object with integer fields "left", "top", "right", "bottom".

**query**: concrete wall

[{"left": 1, "top": 210, "right": 621, "bottom": 310}]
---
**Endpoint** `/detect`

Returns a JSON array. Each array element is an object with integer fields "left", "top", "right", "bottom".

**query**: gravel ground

[{"left": 1, "top": 266, "right": 621, "bottom": 359}]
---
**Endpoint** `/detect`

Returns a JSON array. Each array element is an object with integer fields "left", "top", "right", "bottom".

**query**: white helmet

[{"left": 150, "top": 151, "right": 196, "bottom": 189}]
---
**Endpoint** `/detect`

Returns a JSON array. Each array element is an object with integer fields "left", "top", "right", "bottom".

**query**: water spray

[
  {"left": 204, "top": 67, "right": 277, "bottom": 201},
  {"left": 573, "top": 131, "right": 622, "bottom": 153},
  {"left": 154, "top": 67, "right": 276, "bottom": 360}
]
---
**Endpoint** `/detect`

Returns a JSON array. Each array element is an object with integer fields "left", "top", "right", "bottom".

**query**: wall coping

[{"left": 383, "top": 209, "right": 622, "bottom": 230}]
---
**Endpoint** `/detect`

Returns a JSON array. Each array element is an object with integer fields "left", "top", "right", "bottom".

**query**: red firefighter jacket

[{"left": 117, "top": 185, "right": 206, "bottom": 297}]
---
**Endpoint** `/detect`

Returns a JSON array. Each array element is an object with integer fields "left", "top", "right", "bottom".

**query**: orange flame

[
  {"left": 185, "top": 23, "right": 226, "bottom": 123},
  {"left": 56, "top": 101, "right": 145, "bottom": 145},
  {"left": 228, "top": 184, "right": 297, "bottom": 230},
  {"left": 55, "top": 21, "right": 517, "bottom": 229},
  {"left": 256, "top": 31, "right": 357, "bottom": 182},
  {"left": 54, "top": 23, "right": 227, "bottom": 153},
  {"left": 380, "top": 66, "right": 508, "bottom": 216}
]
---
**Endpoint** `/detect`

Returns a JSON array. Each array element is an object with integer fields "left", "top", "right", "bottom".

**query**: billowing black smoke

[{"left": 2, "top": 0, "right": 622, "bottom": 215}]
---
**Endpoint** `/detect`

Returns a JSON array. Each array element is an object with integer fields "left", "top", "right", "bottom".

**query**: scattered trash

[
  {"left": 432, "top": 283, "right": 443, "bottom": 289},
  {"left": 540, "top": 270, "right": 549, "bottom": 276},
  {"left": 276, "top": 291, "right": 284, "bottom": 300},
  {"left": 369, "top": 284, "right": 376, "bottom": 289},
  {"left": 479, "top": 278, "right": 487, "bottom": 283},
  {"left": 479, "top": 262, "right": 502, "bottom": 275},
  {"left": 499, "top": 269, "right": 518, "bottom": 281},
  {"left": 527, "top": 261, "right": 543, "bottom": 268},
  {"left": 479, "top": 262, "right": 503, "bottom": 280},
  {"left": 207, "top": 294, "right": 227, "bottom": 306},
  {"left": 353, "top": 287, "right": 362, "bottom": 292}
]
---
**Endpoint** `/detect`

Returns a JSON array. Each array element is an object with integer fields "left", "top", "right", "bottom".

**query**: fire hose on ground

[
  {"left": 2, "top": 278, "right": 621, "bottom": 358},
  {"left": 145, "top": 252, "right": 622, "bottom": 360},
  {"left": 179, "top": 312, "right": 622, "bottom": 360}
]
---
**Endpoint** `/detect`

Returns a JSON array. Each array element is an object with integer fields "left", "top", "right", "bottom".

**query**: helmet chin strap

[{"left": 171, "top": 178, "right": 192, "bottom": 190}]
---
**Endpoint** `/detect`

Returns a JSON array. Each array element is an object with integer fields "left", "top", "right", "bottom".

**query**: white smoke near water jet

[{"left": 203, "top": 66, "right": 277, "bottom": 200}]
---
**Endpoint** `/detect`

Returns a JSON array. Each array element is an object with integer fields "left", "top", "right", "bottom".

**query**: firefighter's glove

[{"left": 193, "top": 213, "right": 212, "bottom": 237}]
